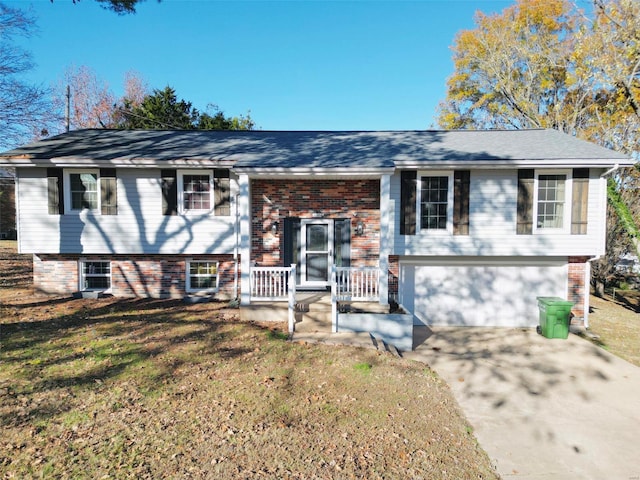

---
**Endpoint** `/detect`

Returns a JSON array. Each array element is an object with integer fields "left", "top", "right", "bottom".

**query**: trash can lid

[{"left": 536, "top": 296, "right": 574, "bottom": 306}]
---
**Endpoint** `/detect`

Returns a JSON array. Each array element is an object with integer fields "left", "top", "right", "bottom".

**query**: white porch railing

[
  {"left": 331, "top": 266, "right": 380, "bottom": 333},
  {"left": 333, "top": 266, "right": 380, "bottom": 301},
  {"left": 249, "top": 264, "right": 381, "bottom": 335},
  {"left": 250, "top": 265, "right": 297, "bottom": 333}
]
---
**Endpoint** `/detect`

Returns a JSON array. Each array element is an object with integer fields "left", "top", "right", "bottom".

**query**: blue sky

[{"left": 8, "top": 0, "right": 513, "bottom": 130}]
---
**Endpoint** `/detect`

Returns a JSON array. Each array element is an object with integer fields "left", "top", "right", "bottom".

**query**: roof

[{"left": 0, "top": 129, "right": 633, "bottom": 171}]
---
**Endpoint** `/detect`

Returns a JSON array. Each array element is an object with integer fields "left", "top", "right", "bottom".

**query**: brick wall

[
  {"left": 568, "top": 256, "right": 589, "bottom": 324},
  {"left": 33, "top": 254, "right": 238, "bottom": 299},
  {"left": 251, "top": 179, "right": 380, "bottom": 267}
]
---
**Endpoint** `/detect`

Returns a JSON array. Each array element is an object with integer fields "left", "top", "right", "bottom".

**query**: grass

[
  {"left": 587, "top": 292, "right": 640, "bottom": 366},
  {"left": 0, "top": 241, "right": 498, "bottom": 479}
]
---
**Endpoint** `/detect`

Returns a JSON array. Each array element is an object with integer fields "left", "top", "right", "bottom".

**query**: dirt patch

[
  {"left": 0, "top": 242, "right": 498, "bottom": 479},
  {"left": 586, "top": 293, "right": 640, "bottom": 367}
]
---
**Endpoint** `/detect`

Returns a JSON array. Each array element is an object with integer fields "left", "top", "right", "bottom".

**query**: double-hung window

[
  {"left": 186, "top": 260, "right": 218, "bottom": 292},
  {"left": 67, "top": 170, "right": 99, "bottom": 212},
  {"left": 418, "top": 172, "right": 454, "bottom": 233},
  {"left": 534, "top": 170, "right": 571, "bottom": 233},
  {"left": 177, "top": 170, "right": 213, "bottom": 214},
  {"left": 80, "top": 260, "right": 111, "bottom": 291},
  {"left": 59, "top": 169, "right": 117, "bottom": 215}
]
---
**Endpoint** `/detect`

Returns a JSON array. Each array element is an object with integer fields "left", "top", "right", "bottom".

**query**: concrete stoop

[{"left": 291, "top": 331, "right": 403, "bottom": 357}]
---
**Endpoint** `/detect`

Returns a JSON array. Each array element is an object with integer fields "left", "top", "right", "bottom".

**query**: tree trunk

[{"left": 595, "top": 281, "right": 605, "bottom": 298}]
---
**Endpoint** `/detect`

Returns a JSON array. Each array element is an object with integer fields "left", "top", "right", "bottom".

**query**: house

[{"left": 0, "top": 129, "right": 633, "bottom": 337}]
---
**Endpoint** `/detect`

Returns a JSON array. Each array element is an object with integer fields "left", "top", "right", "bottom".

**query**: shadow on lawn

[{"left": 0, "top": 297, "right": 278, "bottom": 426}]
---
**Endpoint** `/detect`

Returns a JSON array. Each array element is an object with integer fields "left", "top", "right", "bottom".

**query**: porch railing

[
  {"left": 250, "top": 265, "right": 296, "bottom": 333},
  {"left": 333, "top": 266, "right": 380, "bottom": 301},
  {"left": 331, "top": 266, "right": 380, "bottom": 333}
]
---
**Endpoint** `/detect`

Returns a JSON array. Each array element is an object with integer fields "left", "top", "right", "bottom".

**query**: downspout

[{"left": 232, "top": 180, "right": 240, "bottom": 304}]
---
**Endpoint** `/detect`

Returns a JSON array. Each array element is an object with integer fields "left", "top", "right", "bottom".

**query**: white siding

[
  {"left": 390, "top": 169, "right": 607, "bottom": 257},
  {"left": 16, "top": 167, "right": 237, "bottom": 254}
]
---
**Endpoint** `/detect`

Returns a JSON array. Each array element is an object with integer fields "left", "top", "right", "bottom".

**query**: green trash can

[{"left": 536, "top": 297, "right": 574, "bottom": 339}]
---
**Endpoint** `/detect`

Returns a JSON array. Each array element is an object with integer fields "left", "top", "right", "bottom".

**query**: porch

[{"left": 240, "top": 265, "right": 414, "bottom": 351}]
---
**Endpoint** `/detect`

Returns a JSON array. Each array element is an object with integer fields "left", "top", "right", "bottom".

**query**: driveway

[{"left": 404, "top": 327, "right": 640, "bottom": 480}]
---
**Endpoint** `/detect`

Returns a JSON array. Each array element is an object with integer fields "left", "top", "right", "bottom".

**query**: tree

[
  {"left": 54, "top": 65, "right": 115, "bottom": 130},
  {"left": 115, "top": 86, "right": 255, "bottom": 130},
  {"left": 116, "top": 86, "right": 198, "bottom": 129},
  {"left": 57, "top": 0, "right": 155, "bottom": 15},
  {"left": 0, "top": 2, "right": 55, "bottom": 149},
  {"left": 438, "top": 0, "right": 639, "bottom": 290},
  {"left": 197, "top": 105, "right": 255, "bottom": 131}
]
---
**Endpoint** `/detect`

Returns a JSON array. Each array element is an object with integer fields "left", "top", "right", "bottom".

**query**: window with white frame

[
  {"left": 186, "top": 261, "right": 218, "bottom": 292},
  {"left": 418, "top": 172, "right": 454, "bottom": 233},
  {"left": 80, "top": 260, "right": 111, "bottom": 291},
  {"left": 534, "top": 171, "right": 571, "bottom": 232},
  {"left": 66, "top": 170, "right": 99, "bottom": 212},
  {"left": 178, "top": 170, "right": 212, "bottom": 214}
]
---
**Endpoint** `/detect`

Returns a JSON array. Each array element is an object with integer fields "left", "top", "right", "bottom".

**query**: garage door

[{"left": 400, "top": 261, "right": 567, "bottom": 327}]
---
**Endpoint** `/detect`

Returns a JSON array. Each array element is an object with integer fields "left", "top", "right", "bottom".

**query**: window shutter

[
  {"left": 161, "top": 169, "right": 177, "bottom": 215},
  {"left": 517, "top": 169, "right": 534, "bottom": 235},
  {"left": 400, "top": 170, "right": 417, "bottom": 235},
  {"left": 283, "top": 217, "right": 301, "bottom": 285},
  {"left": 453, "top": 170, "right": 470, "bottom": 235},
  {"left": 214, "top": 169, "right": 231, "bottom": 216},
  {"left": 571, "top": 168, "right": 589, "bottom": 235},
  {"left": 100, "top": 168, "right": 117, "bottom": 215},
  {"left": 334, "top": 219, "right": 351, "bottom": 268},
  {"left": 47, "top": 168, "right": 64, "bottom": 215}
]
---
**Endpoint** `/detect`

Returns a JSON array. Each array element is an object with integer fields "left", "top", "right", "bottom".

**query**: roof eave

[
  {"left": 393, "top": 158, "right": 636, "bottom": 169},
  {"left": 0, "top": 157, "right": 236, "bottom": 168},
  {"left": 233, "top": 166, "right": 395, "bottom": 178}
]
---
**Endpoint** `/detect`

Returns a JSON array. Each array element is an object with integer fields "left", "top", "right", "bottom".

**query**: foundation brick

[{"left": 33, "top": 254, "right": 239, "bottom": 299}]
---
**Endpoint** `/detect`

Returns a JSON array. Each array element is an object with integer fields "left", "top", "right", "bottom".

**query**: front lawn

[{"left": 0, "top": 242, "right": 498, "bottom": 479}]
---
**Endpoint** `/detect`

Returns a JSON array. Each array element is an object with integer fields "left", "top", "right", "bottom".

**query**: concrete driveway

[{"left": 404, "top": 327, "right": 640, "bottom": 480}]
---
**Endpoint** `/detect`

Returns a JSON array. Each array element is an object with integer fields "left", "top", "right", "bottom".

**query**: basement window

[
  {"left": 80, "top": 260, "right": 111, "bottom": 291},
  {"left": 186, "top": 261, "right": 218, "bottom": 293}
]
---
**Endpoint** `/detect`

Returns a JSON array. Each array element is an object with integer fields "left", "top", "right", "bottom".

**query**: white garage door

[{"left": 400, "top": 261, "right": 568, "bottom": 327}]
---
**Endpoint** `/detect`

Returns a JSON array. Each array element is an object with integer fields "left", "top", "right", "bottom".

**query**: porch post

[
  {"left": 239, "top": 173, "right": 252, "bottom": 306},
  {"left": 331, "top": 265, "right": 338, "bottom": 333},
  {"left": 288, "top": 264, "right": 297, "bottom": 333},
  {"left": 378, "top": 174, "right": 391, "bottom": 305}
]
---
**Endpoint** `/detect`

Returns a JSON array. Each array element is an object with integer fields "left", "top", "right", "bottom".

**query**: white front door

[{"left": 301, "top": 219, "right": 334, "bottom": 288}]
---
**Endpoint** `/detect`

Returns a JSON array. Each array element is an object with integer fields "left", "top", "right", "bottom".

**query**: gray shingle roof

[{"left": 0, "top": 129, "right": 632, "bottom": 169}]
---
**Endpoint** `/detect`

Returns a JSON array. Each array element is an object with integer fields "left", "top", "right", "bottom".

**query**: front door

[{"left": 301, "top": 219, "right": 333, "bottom": 288}]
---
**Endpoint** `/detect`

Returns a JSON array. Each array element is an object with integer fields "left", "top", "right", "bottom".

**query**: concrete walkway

[{"left": 404, "top": 327, "right": 640, "bottom": 479}]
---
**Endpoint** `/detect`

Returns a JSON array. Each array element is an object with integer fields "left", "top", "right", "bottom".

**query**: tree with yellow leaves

[{"left": 438, "top": 0, "right": 639, "bottom": 290}]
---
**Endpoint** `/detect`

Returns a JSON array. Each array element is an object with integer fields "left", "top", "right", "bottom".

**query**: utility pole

[{"left": 65, "top": 85, "right": 71, "bottom": 132}]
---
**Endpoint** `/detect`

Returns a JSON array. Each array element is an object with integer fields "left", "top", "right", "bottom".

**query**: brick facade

[
  {"left": 34, "top": 254, "right": 237, "bottom": 299},
  {"left": 251, "top": 179, "right": 380, "bottom": 268},
  {"left": 568, "top": 256, "right": 589, "bottom": 324}
]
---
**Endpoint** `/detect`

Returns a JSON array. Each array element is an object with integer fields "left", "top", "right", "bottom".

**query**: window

[
  {"left": 186, "top": 261, "right": 218, "bottom": 292},
  {"left": 418, "top": 172, "right": 453, "bottom": 233},
  {"left": 534, "top": 171, "right": 571, "bottom": 232},
  {"left": 177, "top": 170, "right": 213, "bottom": 214},
  {"left": 60, "top": 169, "right": 117, "bottom": 215},
  {"left": 80, "top": 260, "right": 111, "bottom": 291},
  {"left": 163, "top": 169, "right": 230, "bottom": 216},
  {"left": 69, "top": 171, "right": 98, "bottom": 211}
]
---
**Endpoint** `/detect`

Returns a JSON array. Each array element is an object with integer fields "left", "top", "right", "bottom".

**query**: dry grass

[
  {"left": 0, "top": 242, "right": 498, "bottom": 479},
  {"left": 588, "top": 291, "right": 640, "bottom": 367}
]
